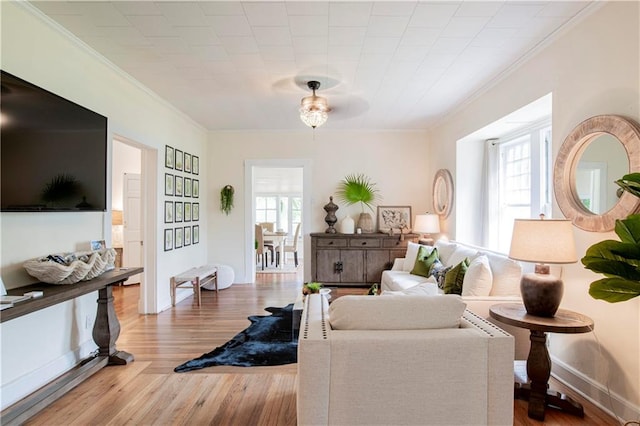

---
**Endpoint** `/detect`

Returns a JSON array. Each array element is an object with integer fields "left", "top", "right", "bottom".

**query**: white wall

[
  {"left": 0, "top": 2, "right": 208, "bottom": 408},
  {"left": 207, "top": 130, "right": 430, "bottom": 283},
  {"left": 428, "top": 2, "right": 639, "bottom": 419}
]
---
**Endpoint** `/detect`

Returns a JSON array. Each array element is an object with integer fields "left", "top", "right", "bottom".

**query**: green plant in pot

[
  {"left": 582, "top": 173, "right": 640, "bottom": 302},
  {"left": 302, "top": 282, "right": 323, "bottom": 296},
  {"left": 220, "top": 185, "right": 234, "bottom": 215},
  {"left": 335, "top": 173, "right": 380, "bottom": 233}
]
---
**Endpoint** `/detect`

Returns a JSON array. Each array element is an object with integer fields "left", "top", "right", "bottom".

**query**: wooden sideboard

[{"left": 310, "top": 233, "right": 418, "bottom": 286}]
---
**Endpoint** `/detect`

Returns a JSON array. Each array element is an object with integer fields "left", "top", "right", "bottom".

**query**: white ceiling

[{"left": 29, "top": 1, "right": 596, "bottom": 131}]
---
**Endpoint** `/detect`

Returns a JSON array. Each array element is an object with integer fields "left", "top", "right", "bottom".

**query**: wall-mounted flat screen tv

[{"left": 1, "top": 70, "right": 107, "bottom": 212}]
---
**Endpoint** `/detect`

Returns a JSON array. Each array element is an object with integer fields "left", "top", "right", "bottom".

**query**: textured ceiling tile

[
  {"left": 441, "top": 17, "right": 490, "bottom": 38},
  {"left": 289, "top": 15, "right": 329, "bottom": 36},
  {"left": 243, "top": 2, "right": 289, "bottom": 26},
  {"left": 173, "top": 27, "right": 221, "bottom": 46},
  {"left": 328, "top": 27, "right": 367, "bottom": 45},
  {"left": 219, "top": 36, "right": 260, "bottom": 55},
  {"left": 73, "top": 2, "right": 131, "bottom": 27},
  {"left": 286, "top": 1, "right": 329, "bottom": 16},
  {"left": 371, "top": 1, "right": 417, "bottom": 16},
  {"left": 455, "top": 1, "right": 504, "bottom": 18},
  {"left": 205, "top": 15, "right": 253, "bottom": 37},
  {"left": 198, "top": 2, "right": 245, "bottom": 16},
  {"left": 409, "top": 3, "right": 460, "bottom": 28},
  {"left": 329, "top": 2, "right": 373, "bottom": 27},
  {"left": 253, "top": 27, "right": 293, "bottom": 46},
  {"left": 361, "top": 37, "right": 400, "bottom": 54},
  {"left": 155, "top": 2, "right": 207, "bottom": 26},
  {"left": 260, "top": 45, "right": 296, "bottom": 61},
  {"left": 399, "top": 27, "right": 441, "bottom": 46},
  {"left": 366, "top": 15, "right": 410, "bottom": 37},
  {"left": 487, "top": 3, "right": 546, "bottom": 28},
  {"left": 126, "top": 15, "right": 178, "bottom": 37},
  {"left": 537, "top": 1, "right": 590, "bottom": 17}
]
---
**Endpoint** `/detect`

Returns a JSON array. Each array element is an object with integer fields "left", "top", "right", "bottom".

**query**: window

[
  {"left": 488, "top": 121, "right": 552, "bottom": 252},
  {"left": 255, "top": 194, "right": 302, "bottom": 235}
]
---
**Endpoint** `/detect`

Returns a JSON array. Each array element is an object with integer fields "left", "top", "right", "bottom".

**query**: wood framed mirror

[
  {"left": 554, "top": 115, "right": 640, "bottom": 231},
  {"left": 432, "top": 169, "right": 454, "bottom": 219}
]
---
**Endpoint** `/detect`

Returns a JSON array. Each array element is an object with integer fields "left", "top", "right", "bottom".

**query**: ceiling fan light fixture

[{"left": 299, "top": 81, "right": 330, "bottom": 129}]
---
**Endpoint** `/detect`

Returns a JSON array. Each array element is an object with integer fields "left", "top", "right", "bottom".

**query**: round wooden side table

[{"left": 489, "top": 303, "right": 594, "bottom": 421}]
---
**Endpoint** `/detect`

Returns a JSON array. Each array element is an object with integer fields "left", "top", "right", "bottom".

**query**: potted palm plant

[
  {"left": 581, "top": 173, "right": 640, "bottom": 302},
  {"left": 335, "top": 173, "right": 380, "bottom": 233}
]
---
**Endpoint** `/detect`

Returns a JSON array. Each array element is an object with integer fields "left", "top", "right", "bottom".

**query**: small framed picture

[
  {"left": 184, "top": 153, "right": 192, "bottom": 173},
  {"left": 175, "top": 227, "right": 183, "bottom": 249},
  {"left": 184, "top": 202, "right": 192, "bottom": 222},
  {"left": 165, "top": 173, "right": 174, "bottom": 196},
  {"left": 164, "top": 201, "right": 173, "bottom": 223},
  {"left": 165, "top": 145, "right": 174, "bottom": 169},
  {"left": 164, "top": 229, "right": 173, "bottom": 251},
  {"left": 175, "top": 202, "right": 183, "bottom": 223},
  {"left": 91, "top": 240, "right": 106, "bottom": 251},
  {"left": 175, "top": 175, "right": 183, "bottom": 197},
  {"left": 192, "top": 156, "right": 199, "bottom": 175},
  {"left": 377, "top": 206, "right": 412, "bottom": 233},
  {"left": 192, "top": 179, "right": 199, "bottom": 198},
  {"left": 184, "top": 226, "right": 192, "bottom": 246},
  {"left": 184, "top": 177, "right": 192, "bottom": 197},
  {"left": 175, "top": 149, "right": 183, "bottom": 171},
  {"left": 193, "top": 225, "right": 199, "bottom": 244},
  {"left": 192, "top": 202, "right": 199, "bottom": 221}
]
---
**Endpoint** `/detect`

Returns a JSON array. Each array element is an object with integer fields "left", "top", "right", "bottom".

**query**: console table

[
  {"left": 489, "top": 303, "right": 594, "bottom": 421},
  {"left": 0, "top": 267, "right": 143, "bottom": 425},
  {"left": 310, "top": 233, "right": 418, "bottom": 286}
]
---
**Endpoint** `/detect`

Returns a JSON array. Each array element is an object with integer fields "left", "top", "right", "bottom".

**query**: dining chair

[
  {"left": 255, "top": 224, "right": 275, "bottom": 270},
  {"left": 283, "top": 222, "right": 301, "bottom": 267}
]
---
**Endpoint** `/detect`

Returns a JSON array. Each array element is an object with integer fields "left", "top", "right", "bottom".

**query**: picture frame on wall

[
  {"left": 175, "top": 227, "right": 183, "bottom": 249},
  {"left": 192, "top": 203, "right": 199, "bottom": 221},
  {"left": 193, "top": 225, "right": 199, "bottom": 244},
  {"left": 164, "top": 229, "right": 173, "bottom": 251},
  {"left": 184, "top": 177, "right": 192, "bottom": 197},
  {"left": 175, "top": 175, "right": 183, "bottom": 196},
  {"left": 164, "top": 201, "right": 173, "bottom": 223},
  {"left": 192, "top": 156, "right": 199, "bottom": 175},
  {"left": 184, "top": 226, "right": 192, "bottom": 246},
  {"left": 184, "top": 153, "right": 192, "bottom": 173},
  {"left": 192, "top": 180, "right": 199, "bottom": 198},
  {"left": 165, "top": 145, "right": 174, "bottom": 169},
  {"left": 377, "top": 206, "right": 412, "bottom": 233},
  {"left": 165, "top": 173, "right": 174, "bottom": 196},
  {"left": 184, "top": 202, "right": 191, "bottom": 222},
  {"left": 175, "top": 149, "right": 183, "bottom": 171},
  {"left": 175, "top": 202, "right": 183, "bottom": 223}
]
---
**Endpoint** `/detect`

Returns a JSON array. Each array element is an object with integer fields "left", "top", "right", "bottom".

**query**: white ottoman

[{"left": 203, "top": 264, "right": 234, "bottom": 290}]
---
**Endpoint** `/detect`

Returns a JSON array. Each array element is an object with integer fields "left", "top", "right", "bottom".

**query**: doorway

[
  {"left": 244, "top": 159, "right": 312, "bottom": 283},
  {"left": 112, "top": 136, "right": 157, "bottom": 314}
]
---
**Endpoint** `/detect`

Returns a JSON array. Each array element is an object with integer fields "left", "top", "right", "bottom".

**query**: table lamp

[
  {"left": 509, "top": 216, "right": 577, "bottom": 317},
  {"left": 413, "top": 213, "right": 441, "bottom": 245}
]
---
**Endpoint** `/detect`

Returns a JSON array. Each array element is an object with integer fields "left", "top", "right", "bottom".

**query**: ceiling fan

[{"left": 299, "top": 80, "right": 330, "bottom": 129}]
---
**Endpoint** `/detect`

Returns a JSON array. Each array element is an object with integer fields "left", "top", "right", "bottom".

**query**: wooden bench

[{"left": 170, "top": 265, "right": 217, "bottom": 307}]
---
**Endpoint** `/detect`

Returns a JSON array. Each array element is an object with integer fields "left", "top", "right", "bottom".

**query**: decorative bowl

[{"left": 23, "top": 248, "right": 116, "bottom": 285}]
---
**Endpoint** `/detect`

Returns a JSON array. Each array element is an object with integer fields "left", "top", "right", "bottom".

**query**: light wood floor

[{"left": 24, "top": 268, "right": 618, "bottom": 425}]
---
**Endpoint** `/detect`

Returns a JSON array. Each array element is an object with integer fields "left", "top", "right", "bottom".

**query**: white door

[{"left": 123, "top": 173, "right": 143, "bottom": 285}]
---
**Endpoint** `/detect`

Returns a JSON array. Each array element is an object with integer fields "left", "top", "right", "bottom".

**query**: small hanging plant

[{"left": 220, "top": 185, "right": 234, "bottom": 215}]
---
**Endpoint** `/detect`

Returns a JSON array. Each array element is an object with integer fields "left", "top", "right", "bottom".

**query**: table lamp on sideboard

[
  {"left": 414, "top": 213, "right": 441, "bottom": 245},
  {"left": 508, "top": 215, "right": 577, "bottom": 317}
]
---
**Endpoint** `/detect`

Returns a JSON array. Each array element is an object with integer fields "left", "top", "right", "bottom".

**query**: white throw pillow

[
  {"left": 434, "top": 239, "right": 458, "bottom": 265},
  {"left": 447, "top": 246, "right": 478, "bottom": 269},
  {"left": 382, "top": 277, "right": 439, "bottom": 296},
  {"left": 403, "top": 242, "right": 433, "bottom": 272},
  {"left": 481, "top": 252, "right": 522, "bottom": 296},
  {"left": 462, "top": 255, "right": 493, "bottom": 296},
  {"left": 329, "top": 294, "right": 466, "bottom": 330}
]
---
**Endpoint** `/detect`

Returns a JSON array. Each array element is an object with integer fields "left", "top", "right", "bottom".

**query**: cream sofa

[
  {"left": 297, "top": 294, "right": 514, "bottom": 426},
  {"left": 381, "top": 239, "right": 528, "bottom": 359}
]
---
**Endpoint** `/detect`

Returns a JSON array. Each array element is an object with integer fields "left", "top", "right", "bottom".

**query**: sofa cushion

[
  {"left": 434, "top": 240, "right": 458, "bottom": 265},
  {"left": 444, "top": 258, "right": 469, "bottom": 295},
  {"left": 410, "top": 246, "right": 439, "bottom": 277},
  {"left": 462, "top": 254, "right": 493, "bottom": 296},
  {"left": 479, "top": 251, "right": 522, "bottom": 296},
  {"left": 329, "top": 295, "right": 466, "bottom": 330},
  {"left": 381, "top": 277, "right": 439, "bottom": 296},
  {"left": 447, "top": 246, "right": 478, "bottom": 270}
]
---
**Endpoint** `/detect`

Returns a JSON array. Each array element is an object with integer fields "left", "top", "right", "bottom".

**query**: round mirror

[
  {"left": 554, "top": 115, "right": 640, "bottom": 231},
  {"left": 575, "top": 134, "right": 628, "bottom": 215},
  {"left": 432, "top": 169, "right": 453, "bottom": 218}
]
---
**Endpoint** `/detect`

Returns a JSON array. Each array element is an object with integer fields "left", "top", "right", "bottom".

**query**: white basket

[{"left": 24, "top": 249, "right": 116, "bottom": 285}]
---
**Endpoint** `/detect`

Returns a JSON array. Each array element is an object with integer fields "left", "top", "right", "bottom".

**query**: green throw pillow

[
  {"left": 444, "top": 258, "right": 470, "bottom": 295},
  {"left": 410, "top": 247, "right": 439, "bottom": 278}
]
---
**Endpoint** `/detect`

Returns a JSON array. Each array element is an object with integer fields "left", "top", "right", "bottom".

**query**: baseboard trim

[{"left": 551, "top": 356, "right": 640, "bottom": 422}]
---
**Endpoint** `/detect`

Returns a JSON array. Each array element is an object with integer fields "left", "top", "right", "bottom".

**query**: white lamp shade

[
  {"left": 413, "top": 214, "right": 441, "bottom": 234},
  {"left": 509, "top": 219, "right": 577, "bottom": 264}
]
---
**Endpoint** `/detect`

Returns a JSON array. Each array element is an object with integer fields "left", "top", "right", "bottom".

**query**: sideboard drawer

[
  {"left": 383, "top": 239, "right": 410, "bottom": 248},
  {"left": 316, "top": 238, "right": 347, "bottom": 248},
  {"left": 349, "top": 238, "right": 381, "bottom": 248}
]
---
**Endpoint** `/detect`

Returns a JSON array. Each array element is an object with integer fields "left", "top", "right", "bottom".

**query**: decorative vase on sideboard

[
  {"left": 324, "top": 196, "right": 339, "bottom": 234},
  {"left": 357, "top": 212, "right": 374, "bottom": 233},
  {"left": 340, "top": 216, "right": 355, "bottom": 234}
]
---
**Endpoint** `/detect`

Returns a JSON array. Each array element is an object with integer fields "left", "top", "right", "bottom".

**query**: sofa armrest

[
  {"left": 297, "top": 294, "right": 331, "bottom": 426},
  {"left": 391, "top": 257, "right": 404, "bottom": 270}
]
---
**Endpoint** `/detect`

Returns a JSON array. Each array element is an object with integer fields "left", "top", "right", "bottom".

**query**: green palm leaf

[{"left": 335, "top": 173, "right": 380, "bottom": 212}]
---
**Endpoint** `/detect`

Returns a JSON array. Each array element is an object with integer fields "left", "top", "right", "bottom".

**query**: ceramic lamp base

[{"left": 520, "top": 273, "right": 563, "bottom": 317}]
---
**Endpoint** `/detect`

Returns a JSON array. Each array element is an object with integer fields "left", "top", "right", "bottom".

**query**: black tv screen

[{"left": 1, "top": 70, "right": 107, "bottom": 212}]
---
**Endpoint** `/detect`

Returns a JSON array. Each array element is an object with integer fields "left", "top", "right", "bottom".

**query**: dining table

[{"left": 263, "top": 231, "right": 288, "bottom": 268}]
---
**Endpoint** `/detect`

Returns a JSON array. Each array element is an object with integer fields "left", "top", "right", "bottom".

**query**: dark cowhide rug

[{"left": 174, "top": 304, "right": 296, "bottom": 372}]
